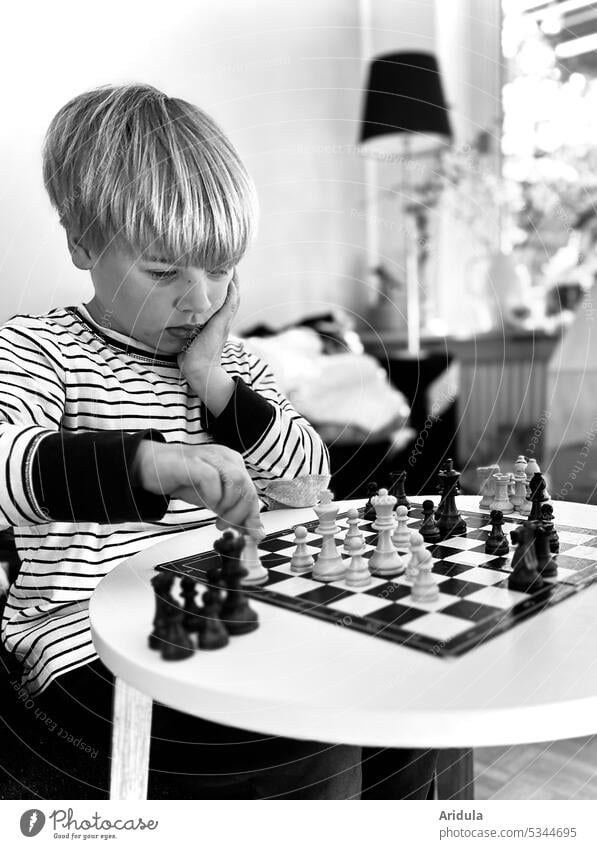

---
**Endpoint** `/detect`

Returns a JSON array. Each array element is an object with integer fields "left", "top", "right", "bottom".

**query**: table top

[{"left": 89, "top": 496, "right": 597, "bottom": 749}]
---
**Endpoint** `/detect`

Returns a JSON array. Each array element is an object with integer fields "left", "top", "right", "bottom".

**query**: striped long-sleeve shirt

[{"left": 0, "top": 304, "right": 329, "bottom": 695}]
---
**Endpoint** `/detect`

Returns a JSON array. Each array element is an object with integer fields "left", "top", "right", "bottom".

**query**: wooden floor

[{"left": 474, "top": 737, "right": 597, "bottom": 799}]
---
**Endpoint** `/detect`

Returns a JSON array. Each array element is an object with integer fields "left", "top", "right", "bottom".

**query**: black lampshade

[{"left": 360, "top": 52, "right": 452, "bottom": 152}]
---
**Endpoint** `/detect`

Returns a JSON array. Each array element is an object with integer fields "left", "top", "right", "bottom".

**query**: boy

[{"left": 0, "top": 84, "right": 436, "bottom": 799}]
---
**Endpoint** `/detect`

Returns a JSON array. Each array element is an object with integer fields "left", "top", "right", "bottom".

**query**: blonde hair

[{"left": 42, "top": 83, "right": 258, "bottom": 269}]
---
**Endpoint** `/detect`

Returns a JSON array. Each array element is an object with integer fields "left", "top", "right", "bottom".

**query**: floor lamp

[{"left": 359, "top": 52, "right": 452, "bottom": 355}]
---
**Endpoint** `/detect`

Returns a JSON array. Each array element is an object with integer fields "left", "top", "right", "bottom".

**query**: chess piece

[
  {"left": 180, "top": 575, "right": 205, "bottom": 633},
  {"left": 405, "top": 531, "right": 425, "bottom": 582},
  {"left": 485, "top": 509, "right": 509, "bottom": 556},
  {"left": 528, "top": 472, "right": 548, "bottom": 522},
  {"left": 510, "top": 473, "right": 527, "bottom": 511},
  {"left": 344, "top": 535, "right": 371, "bottom": 587},
  {"left": 478, "top": 464, "right": 500, "bottom": 510},
  {"left": 216, "top": 532, "right": 260, "bottom": 635},
  {"left": 436, "top": 459, "right": 467, "bottom": 539},
  {"left": 411, "top": 548, "right": 439, "bottom": 603},
  {"left": 198, "top": 574, "right": 230, "bottom": 650},
  {"left": 490, "top": 473, "right": 514, "bottom": 514},
  {"left": 540, "top": 503, "right": 559, "bottom": 553},
  {"left": 391, "top": 504, "right": 410, "bottom": 550},
  {"left": 525, "top": 457, "right": 540, "bottom": 482},
  {"left": 435, "top": 459, "right": 451, "bottom": 520},
  {"left": 149, "top": 572, "right": 175, "bottom": 650},
  {"left": 314, "top": 489, "right": 339, "bottom": 534},
  {"left": 369, "top": 489, "right": 405, "bottom": 577},
  {"left": 419, "top": 499, "right": 440, "bottom": 542},
  {"left": 364, "top": 482, "right": 378, "bottom": 522},
  {"left": 313, "top": 514, "right": 346, "bottom": 582},
  {"left": 291, "top": 525, "right": 315, "bottom": 573},
  {"left": 343, "top": 508, "right": 364, "bottom": 554},
  {"left": 160, "top": 605, "right": 196, "bottom": 661},
  {"left": 388, "top": 470, "right": 411, "bottom": 510},
  {"left": 535, "top": 521, "right": 557, "bottom": 578},
  {"left": 240, "top": 530, "right": 268, "bottom": 587},
  {"left": 508, "top": 522, "right": 544, "bottom": 592},
  {"left": 514, "top": 456, "right": 528, "bottom": 479},
  {"left": 519, "top": 480, "right": 532, "bottom": 516}
]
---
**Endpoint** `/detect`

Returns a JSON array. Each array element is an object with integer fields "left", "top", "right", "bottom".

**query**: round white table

[{"left": 90, "top": 497, "right": 597, "bottom": 799}]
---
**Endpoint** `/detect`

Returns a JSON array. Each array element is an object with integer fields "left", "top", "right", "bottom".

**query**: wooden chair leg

[
  {"left": 435, "top": 748, "right": 475, "bottom": 799},
  {"left": 110, "top": 677, "right": 153, "bottom": 800}
]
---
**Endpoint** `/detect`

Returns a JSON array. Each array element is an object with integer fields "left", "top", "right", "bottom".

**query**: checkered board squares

[{"left": 157, "top": 506, "right": 597, "bottom": 658}]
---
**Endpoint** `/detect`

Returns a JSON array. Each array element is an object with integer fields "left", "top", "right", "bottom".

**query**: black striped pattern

[{"left": 0, "top": 305, "right": 328, "bottom": 694}]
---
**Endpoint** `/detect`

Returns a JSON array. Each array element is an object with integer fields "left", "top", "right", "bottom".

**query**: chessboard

[{"left": 156, "top": 502, "right": 597, "bottom": 658}]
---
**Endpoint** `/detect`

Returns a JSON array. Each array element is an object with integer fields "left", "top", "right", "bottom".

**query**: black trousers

[{"left": 1, "top": 659, "right": 437, "bottom": 800}]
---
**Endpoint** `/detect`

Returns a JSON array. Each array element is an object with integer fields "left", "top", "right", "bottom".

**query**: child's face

[{"left": 85, "top": 243, "right": 234, "bottom": 353}]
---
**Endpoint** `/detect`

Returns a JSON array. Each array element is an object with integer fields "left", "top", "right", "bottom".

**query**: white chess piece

[
  {"left": 411, "top": 548, "right": 439, "bottom": 603},
  {"left": 369, "top": 489, "right": 404, "bottom": 577},
  {"left": 478, "top": 464, "right": 500, "bottom": 510},
  {"left": 343, "top": 508, "right": 363, "bottom": 554},
  {"left": 405, "top": 531, "right": 425, "bottom": 582},
  {"left": 490, "top": 474, "right": 514, "bottom": 514},
  {"left": 391, "top": 505, "right": 410, "bottom": 549},
  {"left": 344, "top": 536, "right": 371, "bottom": 587},
  {"left": 290, "top": 525, "right": 314, "bottom": 574},
  {"left": 240, "top": 530, "right": 268, "bottom": 586}
]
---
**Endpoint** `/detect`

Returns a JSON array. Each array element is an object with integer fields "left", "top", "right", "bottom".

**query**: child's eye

[
  {"left": 208, "top": 268, "right": 232, "bottom": 278},
  {"left": 148, "top": 270, "right": 177, "bottom": 281}
]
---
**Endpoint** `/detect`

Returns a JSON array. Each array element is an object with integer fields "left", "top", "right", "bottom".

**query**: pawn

[
  {"left": 391, "top": 505, "right": 410, "bottom": 550},
  {"left": 518, "top": 481, "right": 532, "bottom": 516},
  {"left": 160, "top": 605, "right": 196, "bottom": 661},
  {"left": 240, "top": 530, "right": 268, "bottom": 587},
  {"left": 291, "top": 525, "right": 315, "bottom": 573},
  {"left": 411, "top": 548, "right": 439, "bottom": 603},
  {"left": 540, "top": 503, "right": 559, "bottom": 553},
  {"left": 405, "top": 531, "right": 425, "bottom": 582},
  {"left": 419, "top": 499, "right": 440, "bottom": 542},
  {"left": 180, "top": 575, "right": 205, "bottom": 634},
  {"left": 485, "top": 509, "right": 509, "bottom": 556},
  {"left": 344, "top": 536, "right": 372, "bottom": 587},
  {"left": 198, "top": 585, "right": 230, "bottom": 650},
  {"left": 510, "top": 474, "right": 527, "bottom": 511},
  {"left": 343, "top": 508, "right": 364, "bottom": 554}
]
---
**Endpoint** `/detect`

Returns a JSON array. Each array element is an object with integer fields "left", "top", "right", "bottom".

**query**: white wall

[{"left": 0, "top": 0, "right": 367, "bottom": 329}]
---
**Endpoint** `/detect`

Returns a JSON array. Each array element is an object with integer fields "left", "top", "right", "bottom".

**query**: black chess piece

[
  {"left": 364, "top": 482, "right": 378, "bottom": 521},
  {"left": 436, "top": 459, "right": 467, "bottom": 540},
  {"left": 198, "top": 585, "right": 230, "bottom": 650},
  {"left": 180, "top": 575, "right": 206, "bottom": 634},
  {"left": 528, "top": 473, "right": 549, "bottom": 522},
  {"left": 149, "top": 572, "right": 175, "bottom": 651},
  {"left": 419, "top": 499, "right": 440, "bottom": 542},
  {"left": 508, "top": 521, "right": 544, "bottom": 592},
  {"left": 540, "top": 503, "right": 559, "bottom": 553},
  {"left": 535, "top": 521, "right": 557, "bottom": 578},
  {"left": 160, "top": 605, "right": 196, "bottom": 661},
  {"left": 216, "top": 532, "right": 260, "bottom": 636},
  {"left": 485, "top": 509, "right": 509, "bottom": 556},
  {"left": 435, "top": 458, "right": 455, "bottom": 520},
  {"left": 388, "top": 471, "right": 411, "bottom": 510}
]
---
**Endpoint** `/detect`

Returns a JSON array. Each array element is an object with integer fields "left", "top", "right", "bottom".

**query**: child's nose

[{"left": 175, "top": 272, "right": 211, "bottom": 314}]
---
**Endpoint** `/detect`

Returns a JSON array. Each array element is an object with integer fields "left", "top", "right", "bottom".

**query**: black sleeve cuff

[
  {"left": 31, "top": 429, "right": 170, "bottom": 523},
  {"left": 203, "top": 375, "right": 275, "bottom": 453}
]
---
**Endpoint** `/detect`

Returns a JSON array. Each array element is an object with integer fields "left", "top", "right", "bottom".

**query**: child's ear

[{"left": 66, "top": 231, "right": 93, "bottom": 271}]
